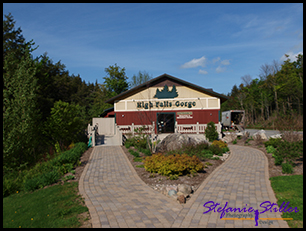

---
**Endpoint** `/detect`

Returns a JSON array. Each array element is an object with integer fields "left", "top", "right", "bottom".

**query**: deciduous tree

[{"left": 103, "top": 63, "right": 129, "bottom": 98}]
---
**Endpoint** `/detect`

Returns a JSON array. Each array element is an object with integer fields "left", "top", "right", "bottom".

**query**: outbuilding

[{"left": 103, "top": 73, "right": 228, "bottom": 138}]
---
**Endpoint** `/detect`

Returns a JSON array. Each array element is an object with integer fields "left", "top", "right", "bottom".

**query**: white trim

[{"left": 122, "top": 97, "right": 218, "bottom": 102}]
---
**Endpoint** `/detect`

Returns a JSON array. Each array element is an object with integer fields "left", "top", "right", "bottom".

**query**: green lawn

[
  {"left": 3, "top": 182, "right": 88, "bottom": 228},
  {"left": 270, "top": 175, "right": 303, "bottom": 228}
]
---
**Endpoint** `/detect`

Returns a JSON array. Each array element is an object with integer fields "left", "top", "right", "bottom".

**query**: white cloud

[
  {"left": 199, "top": 69, "right": 208, "bottom": 75},
  {"left": 221, "top": 59, "right": 230, "bottom": 65},
  {"left": 180, "top": 56, "right": 206, "bottom": 69},
  {"left": 212, "top": 57, "right": 220, "bottom": 64},
  {"left": 280, "top": 51, "right": 303, "bottom": 62},
  {"left": 216, "top": 66, "right": 226, "bottom": 73}
]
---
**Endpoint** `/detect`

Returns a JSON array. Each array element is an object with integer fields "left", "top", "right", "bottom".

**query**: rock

[
  {"left": 221, "top": 133, "right": 237, "bottom": 143},
  {"left": 176, "top": 191, "right": 184, "bottom": 196},
  {"left": 156, "top": 133, "right": 207, "bottom": 152},
  {"left": 188, "top": 134, "right": 208, "bottom": 144},
  {"left": 236, "top": 132, "right": 244, "bottom": 137},
  {"left": 270, "top": 134, "right": 282, "bottom": 139},
  {"left": 177, "top": 184, "right": 192, "bottom": 195},
  {"left": 253, "top": 130, "right": 268, "bottom": 140},
  {"left": 166, "top": 185, "right": 177, "bottom": 193},
  {"left": 161, "top": 186, "right": 167, "bottom": 195},
  {"left": 168, "top": 189, "right": 177, "bottom": 197},
  {"left": 177, "top": 195, "right": 186, "bottom": 204}
]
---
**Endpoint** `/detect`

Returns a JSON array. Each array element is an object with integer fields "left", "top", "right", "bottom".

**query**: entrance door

[{"left": 157, "top": 113, "right": 175, "bottom": 133}]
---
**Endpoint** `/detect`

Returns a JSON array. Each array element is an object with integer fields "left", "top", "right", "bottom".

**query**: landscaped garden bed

[{"left": 121, "top": 133, "right": 231, "bottom": 203}]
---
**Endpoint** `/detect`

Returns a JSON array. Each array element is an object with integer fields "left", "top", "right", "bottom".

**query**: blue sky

[{"left": 3, "top": 3, "right": 303, "bottom": 95}]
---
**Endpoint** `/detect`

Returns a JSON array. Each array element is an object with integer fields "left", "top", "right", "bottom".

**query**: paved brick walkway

[{"left": 79, "top": 145, "right": 289, "bottom": 228}]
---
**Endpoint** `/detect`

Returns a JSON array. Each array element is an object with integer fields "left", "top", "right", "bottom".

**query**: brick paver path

[{"left": 79, "top": 145, "right": 289, "bottom": 228}]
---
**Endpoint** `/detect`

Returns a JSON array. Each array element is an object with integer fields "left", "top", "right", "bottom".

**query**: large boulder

[
  {"left": 221, "top": 133, "right": 237, "bottom": 143},
  {"left": 156, "top": 133, "right": 204, "bottom": 152},
  {"left": 253, "top": 129, "right": 268, "bottom": 140}
]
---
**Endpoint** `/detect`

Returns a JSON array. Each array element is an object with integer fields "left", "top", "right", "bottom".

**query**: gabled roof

[{"left": 105, "top": 73, "right": 228, "bottom": 104}]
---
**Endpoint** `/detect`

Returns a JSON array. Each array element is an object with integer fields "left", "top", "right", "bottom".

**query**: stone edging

[{"left": 78, "top": 147, "right": 101, "bottom": 228}]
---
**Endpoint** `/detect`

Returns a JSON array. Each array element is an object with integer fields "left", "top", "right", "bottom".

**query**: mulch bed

[
  {"left": 232, "top": 137, "right": 303, "bottom": 178},
  {"left": 121, "top": 146, "right": 224, "bottom": 191}
]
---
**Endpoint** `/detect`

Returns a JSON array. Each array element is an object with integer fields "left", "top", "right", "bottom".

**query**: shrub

[
  {"left": 266, "top": 145, "right": 276, "bottom": 154},
  {"left": 274, "top": 141, "right": 302, "bottom": 165},
  {"left": 138, "top": 147, "right": 151, "bottom": 156},
  {"left": 125, "top": 135, "right": 147, "bottom": 150},
  {"left": 128, "top": 149, "right": 140, "bottom": 158},
  {"left": 222, "top": 147, "right": 230, "bottom": 153},
  {"left": 24, "top": 170, "right": 60, "bottom": 192},
  {"left": 3, "top": 173, "right": 24, "bottom": 197},
  {"left": 203, "top": 153, "right": 214, "bottom": 159},
  {"left": 196, "top": 149, "right": 214, "bottom": 160},
  {"left": 232, "top": 139, "right": 237, "bottom": 144},
  {"left": 169, "top": 174, "right": 179, "bottom": 180},
  {"left": 212, "top": 140, "right": 228, "bottom": 148},
  {"left": 144, "top": 153, "right": 204, "bottom": 177},
  {"left": 205, "top": 121, "right": 219, "bottom": 142},
  {"left": 5, "top": 142, "right": 87, "bottom": 196},
  {"left": 125, "top": 141, "right": 132, "bottom": 149},
  {"left": 133, "top": 157, "right": 143, "bottom": 162},
  {"left": 209, "top": 144, "right": 223, "bottom": 156},
  {"left": 281, "top": 162, "right": 294, "bottom": 174},
  {"left": 264, "top": 138, "right": 282, "bottom": 148},
  {"left": 274, "top": 156, "right": 284, "bottom": 166},
  {"left": 136, "top": 165, "right": 144, "bottom": 168}
]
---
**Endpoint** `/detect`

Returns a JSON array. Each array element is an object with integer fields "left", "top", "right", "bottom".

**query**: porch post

[
  {"left": 132, "top": 123, "right": 134, "bottom": 136},
  {"left": 152, "top": 121, "right": 155, "bottom": 135},
  {"left": 196, "top": 122, "right": 199, "bottom": 134},
  {"left": 92, "top": 127, "right": 95, "bottom": 147}
]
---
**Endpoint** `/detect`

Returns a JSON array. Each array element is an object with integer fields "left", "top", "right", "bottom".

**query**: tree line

[
  {"left": 3, "top": 13, "right": 151, "bottom": 175},
  {"left": 221, "top": 54, "right": 303, "bottom": 128}
]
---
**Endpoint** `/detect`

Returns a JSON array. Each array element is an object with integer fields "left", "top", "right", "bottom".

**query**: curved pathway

[{"left": 79, "top": 145, "right": 289, "bottom": 228}]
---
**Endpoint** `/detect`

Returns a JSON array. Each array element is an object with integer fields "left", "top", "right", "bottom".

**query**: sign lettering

[{"left": 136, "top": 100, "right": 196, "bottom": 109}]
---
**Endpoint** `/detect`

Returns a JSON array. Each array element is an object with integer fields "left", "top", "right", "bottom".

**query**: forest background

[{"left": 3, "top": 13, "right": 303, "bottom": 177}]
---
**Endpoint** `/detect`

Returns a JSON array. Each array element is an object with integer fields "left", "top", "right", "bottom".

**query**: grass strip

[
  {"left": 3, "top": 182, "right": 88, "bottom": 228},
  {"left": 270, "top": 175, "right": 303, "bottom": 228}
]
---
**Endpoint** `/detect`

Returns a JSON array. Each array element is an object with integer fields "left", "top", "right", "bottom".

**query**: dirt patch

[
  {"left": 121, "top": 146, "right": 225, "bottom": 192},
  {"left": 231, "top": 137, "right": 303, "bottom": 178},
  {"left": 77, "top": 211, "right": 92, "bottom": 228}
]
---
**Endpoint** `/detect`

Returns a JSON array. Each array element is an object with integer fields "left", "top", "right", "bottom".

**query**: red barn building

[{"left": 103, "top": 73, "right": 228, "bottom": 138}]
